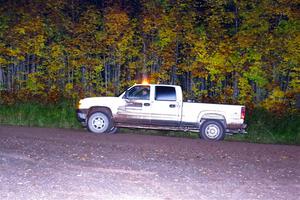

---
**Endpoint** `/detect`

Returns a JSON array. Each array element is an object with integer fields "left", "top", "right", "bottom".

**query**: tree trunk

[
  {"left": 233, "top": 71, "right": 239, "bottom": 99},
  {"left": 0, "top": 66, "right": 3, "bottom": 89},
  {"left": 142, "top": 38, "right": 147, "bottom": 81}
]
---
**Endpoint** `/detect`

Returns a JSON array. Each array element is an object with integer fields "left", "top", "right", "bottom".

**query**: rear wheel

[
  {"left": 200, "top": 120, "right": 225, "bottom": 141},
  {"left": 87, "top": 112, "right": 111, "bottom": 134}
]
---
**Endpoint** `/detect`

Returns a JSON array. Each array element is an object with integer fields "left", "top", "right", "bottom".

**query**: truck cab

[{"left": 116, "top": 84, "right": 182, "bottom": 127}]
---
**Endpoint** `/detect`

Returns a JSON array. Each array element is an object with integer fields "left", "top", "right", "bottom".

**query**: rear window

[{"left": 155, "top": 86, "right": 176, "bottom": 101}]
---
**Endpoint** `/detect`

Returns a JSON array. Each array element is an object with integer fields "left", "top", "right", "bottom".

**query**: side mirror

[{"left": 123, "top": 90, "right": 128, "bottom": 99}]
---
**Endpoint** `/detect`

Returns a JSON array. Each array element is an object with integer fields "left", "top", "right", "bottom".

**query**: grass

[
  {"left": 226, "top": 108, "right": 300, "bottom": 145},
  {"left": 0, "top": 102, "right": 299, "bottom": 145},
  {"left": 0, "top": 102, "right": 80, "bottom": 129}
]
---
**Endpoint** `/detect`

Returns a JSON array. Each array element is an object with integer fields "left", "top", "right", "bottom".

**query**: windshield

[{"left": 118, "top": 88, "right": 128, "bottom": 97}]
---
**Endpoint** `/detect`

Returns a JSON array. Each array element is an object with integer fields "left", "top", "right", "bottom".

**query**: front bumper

[{"left": 76, "top": 109, "right": 88, "bottom": 126}]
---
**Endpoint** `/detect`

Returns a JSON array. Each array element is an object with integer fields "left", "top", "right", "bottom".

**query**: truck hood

[{"left": 79, "top": 97, "right": 120, "bottom": 109}]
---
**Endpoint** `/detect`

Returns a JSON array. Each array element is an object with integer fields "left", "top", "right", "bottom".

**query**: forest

[{"left": 0, "top": 0, "right": 299, "bottom": 115}]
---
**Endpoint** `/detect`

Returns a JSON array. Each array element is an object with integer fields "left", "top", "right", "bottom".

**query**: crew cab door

[
  {"left": 150, "top": 86, "right": 181, "bottom": 126},
  {"left": 116, "top": 85, "right": 151, "bottom": 125}
]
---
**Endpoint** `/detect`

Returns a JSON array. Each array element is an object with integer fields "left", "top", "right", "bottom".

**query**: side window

[
  {"left": 155, "top": 86, "right": 176, "bottom": 101},
  {"left": 126, "top": 86, "right": 150, "bottom": 100}
]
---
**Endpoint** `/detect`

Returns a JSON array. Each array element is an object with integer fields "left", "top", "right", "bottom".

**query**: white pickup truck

[{"left": 76, "top": 84, "right": 246, "bottom": 141}]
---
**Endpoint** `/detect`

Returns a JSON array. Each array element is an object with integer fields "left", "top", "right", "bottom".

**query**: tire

[
  {"left": 200, "top": 120, "right": 225, "bottom": 141},
  {"left": 87, "top": 112, "right": 111, "bottom": 134}
]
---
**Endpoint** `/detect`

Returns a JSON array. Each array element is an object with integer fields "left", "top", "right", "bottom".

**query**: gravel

[{"left": 0, "top": 126, "right": 299, "bottom": 200}]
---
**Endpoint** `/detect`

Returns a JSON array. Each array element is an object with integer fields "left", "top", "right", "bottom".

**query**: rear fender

[{"left": 198, "top": 112, "right": 227, "bottom": 129}]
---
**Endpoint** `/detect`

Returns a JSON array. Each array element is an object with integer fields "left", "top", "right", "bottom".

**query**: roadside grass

[
  {"left": 0, "top": 102, "right": 299, "bottom": 145},
  {"left": 0, "top": 102, "right": 80, "bottom": 129},
  {"left": 226, "top": 108, "right": 300, "bottom": 145}
]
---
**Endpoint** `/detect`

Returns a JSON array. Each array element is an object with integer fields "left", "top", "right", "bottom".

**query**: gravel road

[{"left": 0, "top": 126, "right": 299, "bottom": 200}]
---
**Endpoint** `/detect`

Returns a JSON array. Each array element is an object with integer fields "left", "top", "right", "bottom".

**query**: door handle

[
  {"left": 144, "top": 103, "right": 150, "bottom": 106},
  {"left": 169, "top": 104, "right": 176, "bottom": 108}
]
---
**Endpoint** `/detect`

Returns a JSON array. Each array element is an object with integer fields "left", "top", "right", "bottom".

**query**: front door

[{"left": 116, "top": 85, "right": 151, "bottom": 125}]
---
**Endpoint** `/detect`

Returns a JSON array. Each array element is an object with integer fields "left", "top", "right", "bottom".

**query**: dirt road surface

[{"left": 0, "top": 126, "right": 299, "bottom": 200}]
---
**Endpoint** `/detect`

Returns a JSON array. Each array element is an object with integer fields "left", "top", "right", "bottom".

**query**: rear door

[{"left": 150, "top": 86, "right": 181, "bottom": 126}]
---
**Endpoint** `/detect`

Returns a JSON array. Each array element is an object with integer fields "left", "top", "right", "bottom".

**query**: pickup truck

[{"left": 76, "top": 84, "right": 246, "bottom": 141}]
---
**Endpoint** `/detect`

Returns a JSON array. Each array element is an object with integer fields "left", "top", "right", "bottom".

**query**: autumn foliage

[{"left": 0, "top": 0, "right": 299, "bottom": 115}]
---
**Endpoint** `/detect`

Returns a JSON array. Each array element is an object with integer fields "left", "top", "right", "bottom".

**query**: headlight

[{"left": 77, "top": 100, "right": 82, "bottom": 109}]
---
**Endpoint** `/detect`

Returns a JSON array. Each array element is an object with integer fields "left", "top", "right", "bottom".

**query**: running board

[{"left": 115, "top": 123, "right": 199, "bottom": 132}]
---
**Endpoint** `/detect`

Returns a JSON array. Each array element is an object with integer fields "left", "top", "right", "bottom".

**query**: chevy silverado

[{"left": 76, "top": 84, "right": 246, "bottom": 141}]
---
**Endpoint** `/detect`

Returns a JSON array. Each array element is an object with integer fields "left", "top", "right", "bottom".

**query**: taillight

[{"left": 241, "top": 107, "right": 246, "bottom": 120}]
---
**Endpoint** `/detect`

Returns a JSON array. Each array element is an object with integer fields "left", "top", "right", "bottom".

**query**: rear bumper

[
  {"left": 76, "top": 109, "right": 88, "bottom": 126},
  {"left": 226, "top": 123, "right": 247, "bottom": 134}
]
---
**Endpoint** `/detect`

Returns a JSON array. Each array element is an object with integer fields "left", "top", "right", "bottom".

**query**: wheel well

[
  {"left": 200, "top": 118, "right": 226, "bottom": 130},
  {"left": 88, "top": 106, "right": 112, "bottom": 119}
]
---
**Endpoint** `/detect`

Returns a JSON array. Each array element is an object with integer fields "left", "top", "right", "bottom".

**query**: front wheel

[
  {"left": 87, "top": 112, "right": 111, "bottom": 134},
  {"left": 200, "top": 120, "right": 225, "bottom": 141}
]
